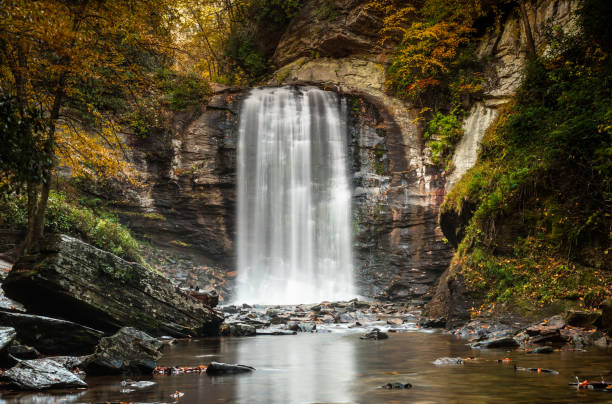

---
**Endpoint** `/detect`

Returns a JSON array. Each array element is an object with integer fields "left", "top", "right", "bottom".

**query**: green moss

[
  {"left": 425, "top": 110, "right": 465, "bottom": 170},
  {"left": 443, "top": 9, "right": 612, "bottom": 309},
  {"left": 0, "top": 190, "right": 145, "bottom": 264}
]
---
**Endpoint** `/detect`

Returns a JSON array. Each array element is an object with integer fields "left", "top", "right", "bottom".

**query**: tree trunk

[
  {"left": 520, "top": 0, "right": 537, "bottom": 58},
  {"left": 18, "top": 78, "right": 64, "bottom": 256}
]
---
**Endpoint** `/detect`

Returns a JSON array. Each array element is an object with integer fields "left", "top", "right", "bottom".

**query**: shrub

[{"left": 1, "top": 190, "right": 144, "bottom": 264}]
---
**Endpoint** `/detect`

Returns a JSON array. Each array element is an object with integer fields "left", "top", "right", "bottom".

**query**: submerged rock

[
  {"left": 83, "top": 327, "right": 163, "bottom": 375},
  {"left": 526, "top": 346, "right": 554, "bottom": 354},
  {"left": 0, "top": 311, "right": 103, "bottom": 355},
  {"left": 2, "top": 358, "right": 87, "bottom": 390},
  {"left": 2, "top": 235, "right": 223, "bottom": 337},
  {"left": 382, "top": 382, "right": 413, "bottom": 389},
  {"left": 360, "top": 328, "right": 388, "bottom": 340},
  {"left": 433, "top": 357, "right": 465, "bottom": 365},
  {"left": 206, "top": 361, "right": 255, "bottom": 374},
  {"left": 470, "top": 332, "right": 519, "bottom": 349}
]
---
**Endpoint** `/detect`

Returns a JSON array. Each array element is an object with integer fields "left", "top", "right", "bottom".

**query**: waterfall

[{"left": 235, "top": 86, "right": 355, "bottom": 304}]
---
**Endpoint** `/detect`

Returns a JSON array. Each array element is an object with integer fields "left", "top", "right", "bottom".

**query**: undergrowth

[
  {"left": 441, "top": 1, "right": 612, "bottom": 309},
  {"left": 0, "top": 189, "right": 146, "bottom": 265}
]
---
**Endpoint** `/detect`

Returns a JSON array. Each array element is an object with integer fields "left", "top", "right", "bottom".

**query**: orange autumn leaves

[
  {"left": 0, "top": 0, "right": 177, "bottom": 185},
  {"left": 365, "top": 0, "right": 490, "bottom": 100}
]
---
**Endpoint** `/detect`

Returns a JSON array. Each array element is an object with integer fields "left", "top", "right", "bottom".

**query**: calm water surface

[{"left": 2, "top": 330, "right": 611, "bottom": 403}]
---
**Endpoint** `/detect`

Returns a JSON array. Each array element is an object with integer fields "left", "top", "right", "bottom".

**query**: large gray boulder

[
  {"left": 2, "top": 358, "right": 87, "bottom": 390},
  {"left": 83, "top": 327, "right": 162, "bottom": 375},
  {"left": 2, "top": 235, "right": 223, "bottom": 337},
  {"left": 0, "top": 311, "right": 103, "bottom": 355}
]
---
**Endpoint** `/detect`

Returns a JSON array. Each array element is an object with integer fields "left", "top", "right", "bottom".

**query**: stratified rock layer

[
  {"left": 2, "top": 235, "right": 223, "bottom": 337},
  {"left": 0, "top": 311, "right": 103, "bottom": 355}
]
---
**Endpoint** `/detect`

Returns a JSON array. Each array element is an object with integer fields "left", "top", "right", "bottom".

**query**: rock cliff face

[
  {"left": 429, "top": 0, "right": 579, "bottom": 323},
  {"left": 3, "top": 234, "right": 223, "bottom": 337},
  {"left": 447, "top": 0, "right": 579, "bottom": 190},
  {"left": 113, "top": 89, "right": 243, "bottom": 287},
  {"left": 117, "top": 0, "right": 576, "bottom": 303},
  {"left": 273, "top": 0, "right": 388, "bottom": 67}
]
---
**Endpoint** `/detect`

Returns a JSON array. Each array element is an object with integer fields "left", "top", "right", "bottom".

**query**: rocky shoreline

[{"left": 0, "top": 234, "right": 609, "bottom": 393}]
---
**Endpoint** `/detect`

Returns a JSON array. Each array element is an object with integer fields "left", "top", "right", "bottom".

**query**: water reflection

[
  {"left": 1, "top": 332, "right": 612, "bottom": 403},
  {"left": 234, "top": 334, "right": 356, "bottom": 403}
]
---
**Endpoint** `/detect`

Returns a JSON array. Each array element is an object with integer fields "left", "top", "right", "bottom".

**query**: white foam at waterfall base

[{"left": 235, "top": 86, "right": 355, "bottom": 305}]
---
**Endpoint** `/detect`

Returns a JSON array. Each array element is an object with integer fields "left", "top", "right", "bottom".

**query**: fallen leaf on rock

[{"left": 171, "top": 390, "right": 185, "bottom": 399}]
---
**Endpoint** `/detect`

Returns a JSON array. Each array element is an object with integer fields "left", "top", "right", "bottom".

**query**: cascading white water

[{"left": 235, "top": 86, "right": 355, "bottom": 304}]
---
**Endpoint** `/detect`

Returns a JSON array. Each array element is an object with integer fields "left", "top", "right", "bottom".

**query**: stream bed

[{"left": 1, "top": 330, "right": 611, "bottom": 403}]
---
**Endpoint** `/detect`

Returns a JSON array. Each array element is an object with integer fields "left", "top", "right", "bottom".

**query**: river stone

[
  {"left": 382, "top": 382, "right": 413, "bottom": 389},
  {"left": 527, "top": 346, "right": 554, "bottom": 354},
  {"left": 220, "top": 323, "right": 256, "bottom": 337},
  {"left": 2, "top": 358, "right": 87, "bottom": 390},
  {"left": 255, "top": 328, "right": 297, "bottom": 336},
  {"left": 433, "top": 357, "right": 465, "bottom": 365},
  {"left": 470, "top": 332, "right": 519, "bottom": 349},
  {"left": 0, "top": 326, "right": 16, "bottom": 351},
  {"left": 360, "top": 328, "right": 388, "bottom": 340},
  {"left": 2, "top": 234, "right": 223, "bottom": 337},
  {"left": 83, "top": 327, "right": 163, "bottom": 375},
  {"left": 298, "top": 322, "right": 316, "bottom": 333},
  {"left": 526, "top": 315, "right": 566, "bottom": 336},
  {"left": 206, "top": 361, "right": 255, "bottom": 375},
  {"left": 0, "top": 311, "right": 103, "bottom": 355}
]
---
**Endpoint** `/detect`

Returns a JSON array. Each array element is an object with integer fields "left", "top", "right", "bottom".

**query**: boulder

[
  {"left": 2, "top": 358, "right": 87, "bottom": 390},
  {"left": 83, "top": 327, "right": 162, "bottom": 375},
  {"left": 425, "top": 263, "right": 478, "bottom": 329},
  {"left": 206, "top": 361, "right": 255, "bottom": 375},
  {"left": 3, "top": 235, "right": 223, "bottom": 337},
  {"left": 0, "top": 311, "right": 103, "bottom": 355}
]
